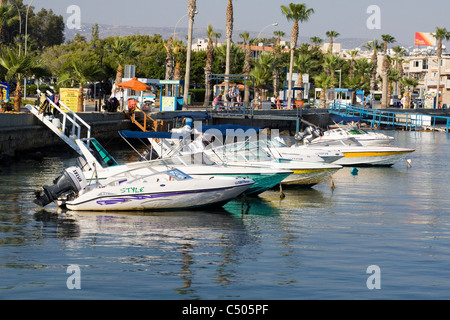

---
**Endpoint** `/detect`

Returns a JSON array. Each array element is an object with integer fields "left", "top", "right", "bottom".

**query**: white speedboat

[
  {"left": 266, "top": 136, "right": 345, "bottom": 164},
  {"left": 33, "top": 165, "right": 254, "bottom": 211},
  {"left": 299, "top": 138, "right": 414, "bottom": 166},
  {"left": 296, "top": 125, "right": 394, "bottom": 147}
]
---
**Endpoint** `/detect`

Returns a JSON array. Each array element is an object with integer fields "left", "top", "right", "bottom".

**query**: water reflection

[{"left": 51, "top": 208, "right": 261, "bottom": 296}]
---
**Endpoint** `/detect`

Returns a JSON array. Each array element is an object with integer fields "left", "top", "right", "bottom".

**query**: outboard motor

[
  {"left": 296, "top": 126, "right": 325, "bottom": 144},
  {"left": 294, "top": 126, "right": 314, "bottom": 142},
  {"left": 34, "top": 166, "right": 87, "bottom": 207}
]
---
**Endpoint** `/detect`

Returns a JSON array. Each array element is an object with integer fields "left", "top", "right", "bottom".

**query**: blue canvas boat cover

[
  {"left": 198, "top": 124, "right": 261, "bottom": 136},
  {"left": 331, "top": 116, "right": 363, "bottom": 123},
  {"left": 119, "top": 130, "right": 188, "bottom": 139}
]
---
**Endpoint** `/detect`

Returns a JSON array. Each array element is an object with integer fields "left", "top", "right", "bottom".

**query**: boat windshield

[
  {"left": 310, "top": 137, "right": 363, "bottom": 147},
  {"left": 208, "top": 140, "right": 275, "bottom": 163}
]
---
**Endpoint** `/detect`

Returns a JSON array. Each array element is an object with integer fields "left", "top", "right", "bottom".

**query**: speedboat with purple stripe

[{"left": 33, "top": 166, "right": 254, "bottom": 211}]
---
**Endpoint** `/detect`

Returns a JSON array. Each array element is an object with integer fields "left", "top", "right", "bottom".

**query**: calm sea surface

[{"left": 1, "top": 131, "right": 450, "bottom": 300}]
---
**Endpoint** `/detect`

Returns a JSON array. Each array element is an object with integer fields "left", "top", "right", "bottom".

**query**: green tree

[
  {"left": 364, "top": 39, "right": 382, "bottom": 91},
  {"left": 109, "top": 37, "right": 139, "bottom": 87},
  {"left": 392, "top": 45, "right": 406, "bottom": 95},
  {"left": 251, "top": 53, "right": 274, "bottom": 109},
  {"left": 274, "top": 30, "right": 285, "bottom": 46},
  {"left": 400, "top": 77, "right": 419, "bottom": 109},
  {"left": 294, "top": 53, "right": 318, "bottom": 99},
  {"left": 29, "top": 8, "right": 65, "bottom": 50},
  {"left": 58, "top": 57, "right": 104, "bottom": 112},
  {"left": 0, "top": 2, "right": 18, "bottom": 44},
  {"left": 313, "top": 74, "right": 332, "bottom": 108},
  {"left": 310, "top": 36, "right": 323, "bottom": 48},
  {"left": 281, "top": 2, "right": 314, "bottom": 109},
  {"left": 353, "top": 58, "right": 373, "bottom": 92},
  {"left": 0, "top": 48, "right": 44, "bottom": 111},
  {"left": 345, "top": 76, "right": 364, "bottom": 105}
]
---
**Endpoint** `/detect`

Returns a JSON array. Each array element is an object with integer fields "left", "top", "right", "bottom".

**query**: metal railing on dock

[
  {"left": 25, "top": 90, "right": 92, "bottom": 154},
  {"left": 329, "top": 102, "right": 450, "bottom": 132}
]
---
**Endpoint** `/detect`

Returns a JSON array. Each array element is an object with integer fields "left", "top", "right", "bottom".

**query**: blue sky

[{"left": 34, "top": 0, "right": 450, "bottom": 46}]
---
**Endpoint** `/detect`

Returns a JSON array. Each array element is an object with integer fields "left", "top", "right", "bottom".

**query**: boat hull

[
  {"left": 193, "top": 173, "right": 290, "bottom": 195},
  {"left": 333, "top": 149, "right": 414, "bottom": 166},
  {"left": 66, "top": 179, "right": 253, "bottom": 211},
  {"left": 224, "top": 161, "right": 342, "bottom": 187},
  {"left": 281, "top": 167, "right": 341, "bottom": 186}
]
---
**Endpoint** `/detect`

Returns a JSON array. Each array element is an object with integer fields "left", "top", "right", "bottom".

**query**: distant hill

[{"left": 65, "top": 22, "right": 402, "bottom": 50}]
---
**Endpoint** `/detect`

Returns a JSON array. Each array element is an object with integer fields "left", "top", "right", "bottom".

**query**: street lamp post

[
  {"left": 10, "top": 0, "right": 22, "bottom": 56},
  {"left": 173, "top": 11, "right": 198, "bottom": 39},
  {"left": 335, "top": 69, "right": 342, "bottom": 88},
  {"left": 257, "top": 22, "right": 278, "bottom": 40}
]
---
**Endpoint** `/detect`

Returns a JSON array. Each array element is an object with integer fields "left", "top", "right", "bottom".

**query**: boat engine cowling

[
  {"left": 34, "top": 166, "right": 87, "bottom": 207},
  {"left": 295, "top": 126, "right": 323, "bottom": 144}
]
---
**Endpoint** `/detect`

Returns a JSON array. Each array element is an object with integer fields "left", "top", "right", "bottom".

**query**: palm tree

[
  {"left": 364, "top": 39, "right": 382, "bottom": 91},
  {"left": 240, "top": 31, "right": 252, "bottom": 106},
  {"left": 274, "top": 30, "right": 285, "bottom": 46},
  {"left": 204, "top": 24, "right": 215, "bottom": 107},
  {"left": 110, "top": 37, "right": 138, "bottom": 87},
  {"left": 432, "top": 27, "right": 450, "bottom": 108},
  {"left": 381, "top": 34, "right": 396, "bottom": 54},
  {"left": 164, "top": 37, "right": 175, "bottom": 80},
  {"left": 347, "top": 49, "right": 359, "bottom": 77},
  {"left": 0, "top": 49, "right": 43, "bottom": 112},
  {"left": 294, "top": 53, "right": 318, "bottom": 99},
  {"left": 225, "top": 0, "right": 234, "bottom": 93},
  {"left": 400, "top": 77, "right": 419, "bottom": 109},
  {"left": 58, "top": 58, "right": 104, "bottom": 112},
  {"left": 381, "top": 34, "right": 396, "bottom": 108},
  {"left": 325, "top": 30, "right": 340, "bottom": 54},
  {"left": 251, "top": 53, "right": 274, "bottom": 109},
  {"left": 214, "top": 32, "right": 222, "bottom": 47},
  {"left": 281, "top": 2, "right": 314, "bottom": 109},
  {"left": 172, "top": 38, "right": 186, "bottom": 80},
  {"left": 271, "top": 45, "right": 284, "bottom": 100},
  {"left": 392, "top": 45, "right": 406, "bottom": 95},
  {"left": 183, "top": 0, "right": 197, "bottom": 106},
  {"left": 354, "top": 58, "right": 373, "bottom": 91},
  {"left": 310, "top": 36, "right": 323, "bottom": 48},
  {"left": 387, "top": 67, "right": 400, "bottom": 103},
  {"left": 345, "top": 76, "right": 364, "bottom": 105},
  {"left": 313, "top": 74, "right": 332, "bottom": 108}
]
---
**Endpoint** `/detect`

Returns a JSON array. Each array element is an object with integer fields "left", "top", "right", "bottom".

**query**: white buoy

[{"left": 406, "top": 159, "right": 412, "bottom": 168}]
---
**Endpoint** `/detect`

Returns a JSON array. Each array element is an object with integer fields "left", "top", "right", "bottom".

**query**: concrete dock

[{"left": 2, "top": 101, "right": 449, "bottom": 160}]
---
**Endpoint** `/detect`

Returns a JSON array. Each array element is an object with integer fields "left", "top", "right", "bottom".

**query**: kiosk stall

[{"left": 159, "top": 80, "right": 184, "bottom": 112}]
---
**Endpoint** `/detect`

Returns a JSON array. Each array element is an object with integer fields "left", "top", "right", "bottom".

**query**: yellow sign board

[
  {"left": 161, "top": 96, "right": 176, "bottom": 111},
  {"left": 60, "top": 88, "right": 79, "bottom": 112}
]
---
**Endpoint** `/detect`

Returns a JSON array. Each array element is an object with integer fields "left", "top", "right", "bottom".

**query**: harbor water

[{"left": 1, "top": 131, "right": 450, "bottom": 300}]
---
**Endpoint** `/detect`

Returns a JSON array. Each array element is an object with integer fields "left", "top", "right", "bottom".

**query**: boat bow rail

[{"left": 26, "top": 90, "right": 91, "bottom": 154}]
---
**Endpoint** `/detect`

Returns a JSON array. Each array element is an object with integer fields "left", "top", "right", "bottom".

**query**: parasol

[{"left": 117, "top": 77, "right": 151, "bottom": 91}]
